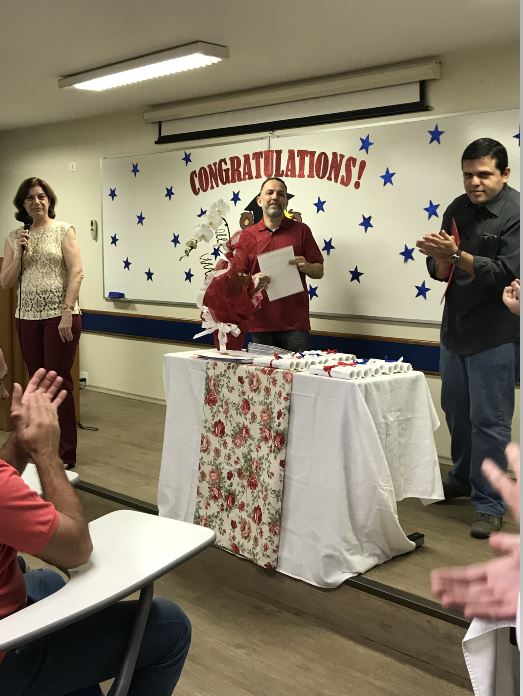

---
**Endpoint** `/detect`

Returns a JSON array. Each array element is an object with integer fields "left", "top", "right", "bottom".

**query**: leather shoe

[{"left": 470, "top": 512, "right": 502, "bottom": 539}]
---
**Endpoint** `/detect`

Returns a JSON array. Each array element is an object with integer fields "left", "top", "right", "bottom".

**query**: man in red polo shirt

[{"left": 235, "top": 177, "right": 324, "bottom": 352}]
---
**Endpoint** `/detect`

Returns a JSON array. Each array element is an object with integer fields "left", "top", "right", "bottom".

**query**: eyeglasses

[{"left": 25, "top": 193, "right": 47, "bottom": 202}]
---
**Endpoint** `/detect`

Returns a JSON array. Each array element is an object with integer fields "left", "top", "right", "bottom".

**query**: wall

[{"left": 0, "top": 43, "right": 519, "bottom": 458}]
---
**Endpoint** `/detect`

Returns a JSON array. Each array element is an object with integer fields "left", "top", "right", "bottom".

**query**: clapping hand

[
  {"left": 502, "top": 279, "right": 520, "bottom": 317},
  {"left": 11, "top": 368, "right": 67, "bottom": 460},
  {"left": 416, "top": 231, "right": 458, "bottom": 259},
  {"left": 431, "top": 443, "right": 521, "bottom": 619}
]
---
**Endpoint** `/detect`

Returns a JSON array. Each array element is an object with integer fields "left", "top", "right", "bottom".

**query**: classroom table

[{"left": 158, "top": 351, "right": 443, "bottom": 588}]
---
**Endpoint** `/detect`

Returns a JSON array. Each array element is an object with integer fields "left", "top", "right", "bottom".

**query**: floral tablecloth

[{"left": 195, "top": 361, "right": 293, "bottom": 568}]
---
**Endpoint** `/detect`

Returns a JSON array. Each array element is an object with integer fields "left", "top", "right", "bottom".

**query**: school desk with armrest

[{"left": 0, "top": 510, "right": 215, "bottom": 696}]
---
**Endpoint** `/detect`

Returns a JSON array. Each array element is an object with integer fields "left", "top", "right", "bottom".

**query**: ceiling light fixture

[{"left": 58, "top": 41, "right": 229, "bottom": 92}]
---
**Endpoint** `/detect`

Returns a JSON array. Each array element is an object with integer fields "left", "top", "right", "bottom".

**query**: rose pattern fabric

[{"left": 195, "top": 361, "right": 293, "bottom": 568}]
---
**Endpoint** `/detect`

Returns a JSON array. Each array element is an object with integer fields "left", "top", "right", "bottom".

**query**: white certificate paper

[{"left": 257, "top": 245, "right": 303, "bottom": 301}]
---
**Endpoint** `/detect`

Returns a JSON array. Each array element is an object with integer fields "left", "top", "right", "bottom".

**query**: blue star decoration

[
  {"left": 123, "top": 257, "right": 131, "bottom": 270},
  {"left": 308, "top": 284, "right": 318, "bottom": 300},
  {"left": 313, "top": 196, "right": 326, "bottom": 213},
  {"left": 110, "top": 234, "right": 118, "bottom": 246},
  {"left": 165, "top": 186, "right": 174, "bottom": 200},
  {"left": 211, "top": 246, "right": 221, "bottom": 260},
  {"left": 131, "top": 163, "right": 140, "bottom": 177},
  {"left": 182, "top": 151, "right": 192, "bottom": 166},
  {"left": 322, "top": 238, "right": 335, "bottom": 255},
  {"left": 514, "top": 130, "right": 520, "bottom": 146},
  {"left": 136, "top": 211, "right": 145, "bottom": 225},
  {"left": 423, "top": 200, "right": 440, "bottom": 219},
  {"left": 230, "top": 191, "right": 241, "bottom": 206},
  {"left": 415, "top": 280, "right": 431, "bottom": 299},
  {"left": 185, "top": 269, "right": 194, "bottom": 283},
  {"left": 197, "top": 208, "right": 207, "bottom": 218},
  {"left": 399, "top": 244, "right": 415, "bottom": 263},
  {"left": 359, "top": 134, "right": 374, "bottom": 155},
  {"left": 171, "top": 233, "right": 180, "bottom": 248},
  {"left": 108, "top": 187, "right": 117, "bottom": 201},
  {"left": 359, "top": 214, "right": 373, "bottom": 233},
  {"left": 380, "top": 167, "right": 396, "bottom": 186},
  {"left": 428, "top": 124, "right": 445, "bottom": 144},
  {"left": 349, "top": 266, "right": 364, "bottom": 283},
  {"left": 145, "top": 268, "right": 154, "bottom": 281}
]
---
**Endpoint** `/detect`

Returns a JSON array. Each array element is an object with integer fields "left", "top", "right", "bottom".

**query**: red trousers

[{"left": 17, "top": 315, "right": 81, "bottom": 466}]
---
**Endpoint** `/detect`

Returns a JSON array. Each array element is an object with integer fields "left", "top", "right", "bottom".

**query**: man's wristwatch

[
  {"left": 448, "top": 250, "right": 462, "bottom": 265},
  {"left": 61, "top": 303, "right": 75, "bottom": 311}
]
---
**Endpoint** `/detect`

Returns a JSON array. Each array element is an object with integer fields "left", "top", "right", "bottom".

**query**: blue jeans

[
  {"left": 440, "top": 342, "right": 518, "bottom": 517},
  {"left": 250, "top": 330, "right": 310, "bottom": 352},
  {"left": 0, "top": 570, "right": 191, "bottom": 696}
]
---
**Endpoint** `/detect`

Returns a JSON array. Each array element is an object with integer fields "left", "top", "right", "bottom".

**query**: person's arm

[
  {"left": 0, "top": 236, "right": 23, "bottom": 290},
  {"left": 233, "top": 231, "right": 271, "bottom": 291},
  {"left": 34, "top": 450, "right": 93, "bottom": 569},
  {"left": 11, "top": 369, "right": 92, "bottom": 568},
  {"left": 472, "top": 214, "right": 519, "bottom": 293},
  {"left": 289, "top": 257, "right": 324, "bottom": 278},
  {"left": 58, "top": 226, "right": 84, "bottom": 344},
  {"left": 289, "top": 225, "right": 324, "bottom": 279}
]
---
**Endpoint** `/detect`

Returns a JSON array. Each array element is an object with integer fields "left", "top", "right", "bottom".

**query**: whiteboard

[{"left": 101, "top": 109, "right": 519, "bottom": 322}]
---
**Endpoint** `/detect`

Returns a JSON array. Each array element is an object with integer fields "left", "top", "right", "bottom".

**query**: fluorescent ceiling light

[{"left": 58, "top": 41, "right": 229, "bottom": 92}]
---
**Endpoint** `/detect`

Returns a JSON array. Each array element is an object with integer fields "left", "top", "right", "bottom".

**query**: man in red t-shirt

[
  {"left": 0, "top": 369, "right": 191, "bottom": 695},
  {"left": 235, "top": 177, "right": 324, "bottom": 352}
]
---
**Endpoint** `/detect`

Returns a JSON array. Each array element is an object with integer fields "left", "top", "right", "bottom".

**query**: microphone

[{"left": 22, "top": 216, "right": 32, "bottom": 254}]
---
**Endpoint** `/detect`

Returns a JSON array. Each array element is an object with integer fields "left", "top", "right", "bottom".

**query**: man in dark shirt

[
  {"left": 416, "top": 138, "right": 519, "bottom": 539},
  {"left": 234, "top": 177, "right": 324, "bottom": 352}
]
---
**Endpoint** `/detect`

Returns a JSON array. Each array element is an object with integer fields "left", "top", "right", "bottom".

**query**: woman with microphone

[{"left": 0, "top": 177, "right": 84, "bottom": 469}]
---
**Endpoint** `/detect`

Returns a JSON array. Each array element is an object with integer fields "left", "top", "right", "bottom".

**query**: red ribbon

[{"left": 322, "top": 360, "right": 356, "bottom": 376}]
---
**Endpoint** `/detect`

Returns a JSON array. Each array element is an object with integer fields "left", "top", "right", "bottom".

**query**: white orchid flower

[
  {"left": 209, "top": 199, "right": 230, "bottom": 219},
  {"left": 193, "top": 223, "right": 214, "bottom": 243}
]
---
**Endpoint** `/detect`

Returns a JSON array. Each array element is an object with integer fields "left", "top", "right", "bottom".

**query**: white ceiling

[{"left": 0, "top": 0, "right": 518, "bottom": 132}]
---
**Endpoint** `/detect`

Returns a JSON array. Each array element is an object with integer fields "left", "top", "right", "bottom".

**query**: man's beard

[{"left": 265, "top": 203, "right": 282, "bottom": 218}]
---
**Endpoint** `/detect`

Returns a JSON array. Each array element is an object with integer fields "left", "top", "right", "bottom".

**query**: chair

[{"left": 0, "top": 510, "right": 215, "bottom": 695}]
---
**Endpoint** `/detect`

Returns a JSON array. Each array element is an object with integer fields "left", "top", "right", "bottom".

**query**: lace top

[{"left": 8, "top": 220, "right": 80, "bottom": 320}]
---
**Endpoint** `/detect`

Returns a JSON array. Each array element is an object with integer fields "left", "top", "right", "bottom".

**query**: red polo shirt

[
  {"left": 234, "top": 218, "right": 323, "bottom": 333},
  {"left": 0, "top": 460, "right": 59, "bottom": 664}
]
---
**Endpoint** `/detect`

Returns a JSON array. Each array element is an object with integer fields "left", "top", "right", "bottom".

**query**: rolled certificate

[
  {"left": 399, "top": 362, "right": 413, "bottom": 372},
  {"left": 330, "top": 365, "right": 364, "bottom": 380},
  {"left": 291, "top": 359, "right": 311, "bottom": 370},
  {"left": 379, "top": 363, "right": 395, "bottom": 375},
  {"left": 253, "top": 356, "right": 298, "bottom": 369},
  {"left": 368, "top": 365, "right": 383, "bottom": 377}
]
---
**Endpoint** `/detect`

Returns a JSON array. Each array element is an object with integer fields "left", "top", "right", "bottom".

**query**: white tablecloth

[
  {"left": 463, "top": 618, "right": 519, "bottom": 696},
  {"left": 158, "top": 351, "right": 443, "bottom": 588}
]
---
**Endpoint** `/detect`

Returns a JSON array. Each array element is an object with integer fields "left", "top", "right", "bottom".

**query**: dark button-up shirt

[{"left": 427, "top": 184, "right": 519, "bottom": 354}]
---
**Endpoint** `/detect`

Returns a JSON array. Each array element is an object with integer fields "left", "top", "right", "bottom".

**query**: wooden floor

[
  {"left": 77, "top": 491, "right": 472, "bottom": 696},
  {"left": 74, "top": 388, "right": 516, "bottom": 601}
]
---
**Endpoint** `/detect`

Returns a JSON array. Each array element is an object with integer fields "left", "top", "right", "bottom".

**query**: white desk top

[
  {"left": 22, "top": 462, "right": 79, "bottom": 493},
  {"left": 0, "top": 510, "right": 215, "bottom": 651}
]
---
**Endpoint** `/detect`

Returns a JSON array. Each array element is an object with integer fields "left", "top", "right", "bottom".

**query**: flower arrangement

[{"left": 190, "top": 199, "right": 262, "bottom": 351}]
